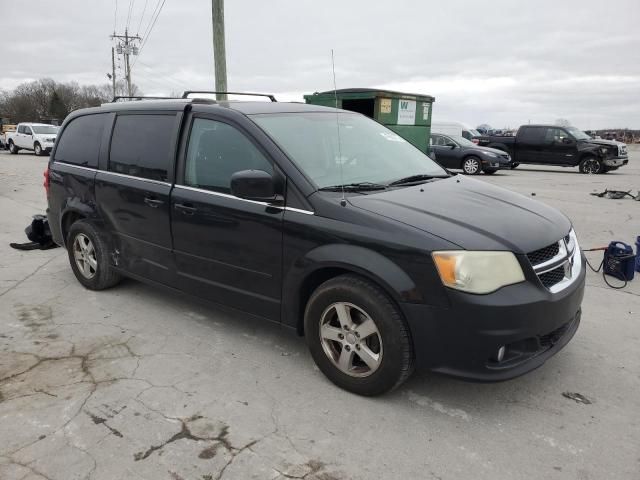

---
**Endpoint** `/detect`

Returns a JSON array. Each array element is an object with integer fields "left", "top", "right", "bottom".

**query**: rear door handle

[
  {"left": 174, "top": 203, "right": 197, "bottom": 215},
  {"left": 144, "top": 197, "right": 164, "bottom": 208}
]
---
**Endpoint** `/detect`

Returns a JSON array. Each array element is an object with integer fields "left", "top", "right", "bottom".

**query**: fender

[{"left": 281, "top": 244, "right": 422, "bottom": 330}]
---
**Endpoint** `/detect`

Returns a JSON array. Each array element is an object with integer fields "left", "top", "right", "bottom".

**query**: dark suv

[{"left": 46, "top": 97, "right": 586, "bottom": 396}]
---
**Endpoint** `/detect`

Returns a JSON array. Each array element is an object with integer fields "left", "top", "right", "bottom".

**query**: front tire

[
  {"left": 8, "top": 141, "right": 19, "bottom": 154},
  {"left": 67, "top": 220, "right": 121, "bottom": 290},
  {"left": 304, "top": 274, "right": 414, "bottom": 396},
  {"left": 34, "top": 142, "right": 42, "bottom": 156},
  {"left": 579, "top": 156, "right": 602, "bottom": 174},
  {"left": 462, "top": 156, "right": 482, "bottom": 175}
]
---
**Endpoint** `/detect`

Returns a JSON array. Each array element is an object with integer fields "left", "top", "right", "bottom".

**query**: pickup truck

[
  {"left": 478, "top": 124, "right": 628, "bottom": 174},
  {"left": 6, "top": 122, "right": 59, "bottom": 156},
  {"left": 0, "top": 124, "right": 16, "bottom": 150}
]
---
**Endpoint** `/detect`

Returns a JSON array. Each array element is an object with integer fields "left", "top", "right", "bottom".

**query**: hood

[
  {"left": 348, "top": 175, "right": 571, "bottom": 253},
  {"left": 586, "top": 138, "right": 625, "bottom": 147}
]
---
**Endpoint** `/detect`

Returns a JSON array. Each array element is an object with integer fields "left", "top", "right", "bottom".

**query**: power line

[
  {"left": 135, "top": 0, "right": 150, "bottom": 35},
  {"left": 132, "top": 0, "right": 166, "bottom": 67},
  {"left": 140, "top": 0, "right": 162, "bottom": 42},
  {"left": 126, "top": 0, "right": 136, "bottom": 31}
]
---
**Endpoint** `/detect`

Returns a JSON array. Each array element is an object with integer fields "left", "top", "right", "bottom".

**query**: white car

[{"left": 6, "top": 123, "right": 58, "bottom": 156}]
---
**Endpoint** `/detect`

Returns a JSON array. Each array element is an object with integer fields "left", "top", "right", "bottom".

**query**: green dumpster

[{"left": 303, "top": 88, "right": 435, "bottom": 154}]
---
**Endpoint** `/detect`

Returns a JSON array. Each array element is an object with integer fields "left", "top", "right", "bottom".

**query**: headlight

[
  {"left": 482, "top": 152, "right": 497, "bottom": 157},
  {"left": 432, "top": 251, "right": 525, "bottom": 294}
]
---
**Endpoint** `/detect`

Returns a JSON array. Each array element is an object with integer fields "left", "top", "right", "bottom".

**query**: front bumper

[
  {"left": 402, "top": 255, "right": 586, "bottom": 381},
  {"left": 603, "top": 156, "right": 628, "bottom": 167}
]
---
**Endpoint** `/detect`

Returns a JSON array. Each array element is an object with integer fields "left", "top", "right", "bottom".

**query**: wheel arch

[{"left": 282, "top": 244, "right": 422, "bottom": 336}]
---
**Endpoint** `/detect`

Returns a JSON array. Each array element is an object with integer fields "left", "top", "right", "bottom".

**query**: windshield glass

[
  {"left": 450, "top": 135, "right": 477, "bottom": 147},
  {"left": 566, "top": 127, "right": 590, "bottom": 141},
  {"left": 31, "top": 125, "right": 58, "bottom": 134},
  {"left": 251, "top": 113, "right": 447, "bottom": 188}
]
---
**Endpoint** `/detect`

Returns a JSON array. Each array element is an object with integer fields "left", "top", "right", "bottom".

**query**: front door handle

[
  {"left": 144, "top": 197, "right": 164, "bottom": 208},
  {"left": 174, "top": 203, "right": 197, "bottom": 215}
]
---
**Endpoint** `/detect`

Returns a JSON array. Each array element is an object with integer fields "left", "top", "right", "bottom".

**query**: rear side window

[
  {"left": 54, "top": 114, "right": 108, "bottom": 167},
  {"left": 518, "top": 127, "right": 544, "bottom": 143},
  {"left": 109, "top": 114, "right": 175, "bottom": 181},
  {"left": 184, "top": 118, "right": 272, "bottom": 193}
]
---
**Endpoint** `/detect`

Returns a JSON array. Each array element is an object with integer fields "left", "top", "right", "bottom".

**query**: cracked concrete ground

[{"left": 1, "top": 147, "right": 639, "bottom": 480}]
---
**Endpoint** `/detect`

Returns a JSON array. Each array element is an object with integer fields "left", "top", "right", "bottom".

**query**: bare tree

[{"left": 555, "top": 118, "right": 571, "bottom": 127}]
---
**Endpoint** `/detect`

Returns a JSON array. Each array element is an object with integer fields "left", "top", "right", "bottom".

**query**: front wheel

[
  {"left": 579, "top": 156, "right": 602, "bottom": 174},
  {"left": 67, "top": 220, "right": 121, "bottom": 290},
  {"left": 34, "top": 143, "right": 42, "bottom": 156},
  {"left": 462, "top": 156, "right": 482, "bottom": 175},
  {"left": 8, "top": 141, "right": 19, "bottom": 154},
  {"left": 304, "top": 274, "right": 414, "bottom": 396}
]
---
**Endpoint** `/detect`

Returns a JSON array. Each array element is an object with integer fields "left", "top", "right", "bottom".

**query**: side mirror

[
  {"left": 230, "top": 170, "right": 278, "bottom": 202},
  {"left": 446, "top": 143, "right": 457, "bottom": 149},
  {"left": 562, "top": 137, "right": 573, "bottom": 144}
]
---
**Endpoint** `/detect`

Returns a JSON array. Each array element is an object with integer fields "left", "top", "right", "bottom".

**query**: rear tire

[
  {"left": 462, "top": 156, "right": 482, "bottom": 175},
  {"left": 483, "top": 168, "right": 497, "bottom": 175},
  {"left": 304, "top": 274, "right": 414, "bottom": 396},
  {"left": 510, "top": 163, "right": 519, "bottom": 169},
  {"left": 67, "top": 220, "right": 121, "bottom": 290},
  {"left": 8, "top": 141, "right": 19, "bottom": 154},
  {"left": 579, "top": 156, "right": 602, "bottom": 174}
]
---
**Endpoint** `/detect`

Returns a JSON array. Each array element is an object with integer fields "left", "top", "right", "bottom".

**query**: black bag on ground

[{"left": 9, "top": 214, "right": 59, "bottom": 251}]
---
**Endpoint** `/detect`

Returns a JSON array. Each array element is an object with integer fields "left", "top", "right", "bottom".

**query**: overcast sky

[{"left": 2, "top": 0, "right": 639, "bottom": 129}]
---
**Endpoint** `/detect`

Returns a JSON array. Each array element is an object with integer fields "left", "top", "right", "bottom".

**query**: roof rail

[
  {"left": 181, "top": 91, "right": 277, "bottom": 102},
  {"left": 110, "top": 95, "right": 181, "bottom": 102}
]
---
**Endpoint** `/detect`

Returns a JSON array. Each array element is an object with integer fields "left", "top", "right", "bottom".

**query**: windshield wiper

[
  {"left": 387, "top": 174, "right": 449, "bottom": 186},
  {"left": 318, "top": 182, "right": 388, "bottom": 192}
]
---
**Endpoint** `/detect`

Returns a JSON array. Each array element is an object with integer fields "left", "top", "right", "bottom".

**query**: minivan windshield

[
  {"left": 251, "top": 112, "right": 447, "bottom": 189},
  {"left": 565, "top": 127, "right": 590, "bottom": 141},
  {"left": 32, "top": 125, "right": 58, "bottom": 134}
]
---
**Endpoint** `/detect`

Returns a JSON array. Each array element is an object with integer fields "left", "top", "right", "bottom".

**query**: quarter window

[
  {"left": 54, "top": 114, "right": 108, "bottom": 167},
  {"left": 184, "top": 118, "right": 272, "bottom": 193},
  {"left": 109, "top": 114, "right": 175, "bottom": 181}
]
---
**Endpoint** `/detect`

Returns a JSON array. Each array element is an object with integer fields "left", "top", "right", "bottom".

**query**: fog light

[{"left": 496, "top": 346, "right": 506, "bottom": 362}]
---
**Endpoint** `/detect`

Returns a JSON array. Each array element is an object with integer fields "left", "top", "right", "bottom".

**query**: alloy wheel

[
  {"left": 319, "top": 302, "right": 383, "bottom": 377},
  {"left": 463, "top": 158, "right": 480, "bottom": 174},
  {"left": 73, "top": 233, "right": 98, "bottom": 279},
  {"left": 582, "top": 158, "right": 600, "bottom": 174}
]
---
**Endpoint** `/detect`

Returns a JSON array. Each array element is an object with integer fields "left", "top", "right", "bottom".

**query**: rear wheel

[
  {"left": 8, "top": 141, "right": 19, "bottom": 154},
  {"left": 67, "top": 220, "right": 121, "bottom": 290},
  {"left": 483, "top": 168, "right": 497, "bottom": 175},
  {"left": 462, "top": 156, "right": 482, "bottom": 175},
  {"left": 304, "top": 274, "right": 414, "bottom": 396},
  {"left": 579, "top": 156, "right": 602, "bottom": 174},
  {"left": 510, "top": 162, "right": 519, "bottom": 169}
]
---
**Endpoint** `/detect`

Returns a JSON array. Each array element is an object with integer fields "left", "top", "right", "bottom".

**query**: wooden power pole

[
  {"left": 211, "top": 0, "right": 228, "bottom": 100},
  {"left": 111, "top": 29, "right": 141, "bottom": 98},
  {"left": 111, "top": 47, "right": 117, "bottom": 98}
]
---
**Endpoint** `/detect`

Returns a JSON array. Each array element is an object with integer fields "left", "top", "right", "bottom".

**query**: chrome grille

[
  {"left": 528, "top": 230, "right": 581, "bottom": 292},
  {"left": 527, "top": 243, "right": 559, "bottom": 266}
]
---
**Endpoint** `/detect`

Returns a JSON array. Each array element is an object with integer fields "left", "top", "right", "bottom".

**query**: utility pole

[
  {"left": 211, "top": 0, "right": 228, "bottom": 100},
  {"left": 111, "top": 47, "right": 116, "bottom": 98},
  {"left": 111, "top": 29, "right": 141, "bottom": 97}
]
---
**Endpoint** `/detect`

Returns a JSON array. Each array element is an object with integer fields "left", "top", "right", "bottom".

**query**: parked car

[
  {"left": 478, "top": 125, "right": 628, "bottom": 173},
  {"left": 430, "top": 133, "right": 512, "bottom": 174},
  {"left": 46, "top": 98, "right": 585, "bottom": 396},
  {"left": 431, "top": 121, "right": 481, "bottom": 143},
  {"left": 0, "top": 124, "right": 17, "bottom": 149},
  {"left": 6, "top": 122, "right": 58, "bottom": 156}
]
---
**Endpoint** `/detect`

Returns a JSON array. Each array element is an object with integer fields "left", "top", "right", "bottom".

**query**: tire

[
  {"left": 304, "top": 274, "right": 414, "bottom": 396},
  {"left": 483, "top": 168, "right": 497, "bottom": 175},
  {"left": 510, "top": 163, "right": 519, "bottom": 169},
  {"left": 462, "top": 156, "right": 482, "bottom": 175},
  {"left": 579, "top": 156, "right": 602, "bottom": 174},
  {"left": 34, "top": 142, "right": 42, "bottom": 156},
  {"left": 8, "top": 141, "right": 19, "bottom": 154},
  {"left": 67, "top": 220, "right": 121, "bottom": 290}
]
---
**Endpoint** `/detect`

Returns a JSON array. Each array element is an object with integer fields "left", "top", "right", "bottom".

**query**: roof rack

[
  {"left": 181, "top": 91, "right": 277, "bottom": 102},
  {"left": 111, "top": 95, "right": 181, "bottom": 102}
]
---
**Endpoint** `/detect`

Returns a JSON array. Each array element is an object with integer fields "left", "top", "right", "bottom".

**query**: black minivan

[{"left": 46, "top": 97, "right": 586, "bottom": 396}]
